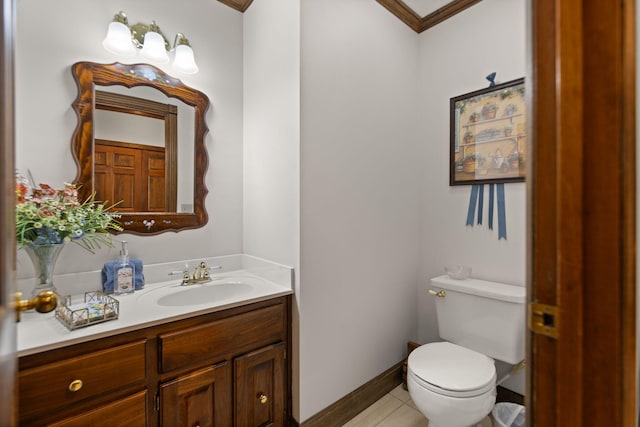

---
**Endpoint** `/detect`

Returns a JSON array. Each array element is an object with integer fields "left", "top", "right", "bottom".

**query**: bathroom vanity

[{"left": 16, "top": 271, "right": 292, "bottom": 426}]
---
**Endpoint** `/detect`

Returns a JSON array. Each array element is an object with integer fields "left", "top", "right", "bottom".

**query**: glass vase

[{"left": 24, "top": 244, "right": 65, "bottom": 297}]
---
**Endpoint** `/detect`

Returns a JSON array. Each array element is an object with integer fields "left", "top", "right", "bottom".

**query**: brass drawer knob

[
  {"left": 68, "top": 379, "right": 83, "bottom": 392},
  {"left": 258, "top": 393, "right": 268, "bottom": 404}
]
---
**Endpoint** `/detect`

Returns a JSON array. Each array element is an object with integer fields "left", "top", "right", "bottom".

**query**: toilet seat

[{"left": 408, "top": 342, "right": 496, "bottom": 398}]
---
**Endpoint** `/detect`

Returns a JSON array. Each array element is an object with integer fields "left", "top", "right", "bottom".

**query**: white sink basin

[
  {"left": 157, "top": 282, "right": 253, "bottom": 306},
  {"left": 137, "top": 276, "right": 262, "bottom": 307}
]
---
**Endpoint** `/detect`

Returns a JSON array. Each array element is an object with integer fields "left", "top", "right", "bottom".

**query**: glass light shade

[
  {"left": 102, "top": 22, "right": 136, "bottom": 56},
  {"left": 173, "top": 44, "right": 199, "bottom": 74},
  {"left": 140, "top": 31, "right": 169, "bottom": 63}
]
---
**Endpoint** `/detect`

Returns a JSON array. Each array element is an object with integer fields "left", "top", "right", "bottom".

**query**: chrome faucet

[{"left": 169, "top": 262, "right": 222, "bottom": 286}]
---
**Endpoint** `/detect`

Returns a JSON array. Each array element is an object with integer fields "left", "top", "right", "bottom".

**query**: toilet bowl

[
  {"left": 408, "top": 275, "right": 525, "bottom": 427},
  {"left": 408, "top": 342, "right": 496, "bottom": 427}
]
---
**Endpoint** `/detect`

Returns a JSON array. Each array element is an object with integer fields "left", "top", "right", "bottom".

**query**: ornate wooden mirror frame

[{"left": 71, "top": 61, "right": 210, "bottom": 235}]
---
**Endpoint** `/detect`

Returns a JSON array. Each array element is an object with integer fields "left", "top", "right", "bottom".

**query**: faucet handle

[
  {"left": 194, "top": 262, "right": 221, "bottom": 280},
  {"left": 169, "top": 270, "right": 188, "bottom": 276},
  {"left": 169, "top": 270, "right": 191, "bottom": 283}
]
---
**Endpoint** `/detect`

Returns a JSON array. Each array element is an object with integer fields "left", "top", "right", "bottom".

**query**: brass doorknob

[
  {"left": 12, "top": 290, "right": 58, "bottom": 322},
  {"left": 68, "top": 379, "right": 83, "bottom": 392},
  {"left": 258, "top": 393, "right": 268, "bottom": 404}
]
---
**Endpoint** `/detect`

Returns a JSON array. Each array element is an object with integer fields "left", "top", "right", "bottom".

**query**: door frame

[
  {"left": 527, "top": 0, "right": 636, "bottom": 425},
  {"left": 0, "top": 0, "right": 17, "bottom": 425}
]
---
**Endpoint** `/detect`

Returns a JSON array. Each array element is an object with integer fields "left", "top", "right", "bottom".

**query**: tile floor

[{"left": 342, "top": 385, "right": 495, "bottom": 427}]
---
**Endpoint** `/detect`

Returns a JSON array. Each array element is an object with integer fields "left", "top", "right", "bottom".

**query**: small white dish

[{"left": 445, "top": 265, "right": 471, "bottom": 280}]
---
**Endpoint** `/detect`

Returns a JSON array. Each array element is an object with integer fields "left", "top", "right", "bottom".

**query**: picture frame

[{"left": 450, "top": 78, "right": 526, "bottom": 186}]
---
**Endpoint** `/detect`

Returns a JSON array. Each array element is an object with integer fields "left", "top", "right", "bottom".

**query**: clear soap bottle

[{"left": 114, "top": 241, "right": 135, "bottom": 295}]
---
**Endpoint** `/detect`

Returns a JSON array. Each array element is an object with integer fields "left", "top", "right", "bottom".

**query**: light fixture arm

[
  {"left": 130, "top": 21, "right": 170, "bottom": 51},
  {"left": 174, "top": 33, "right": 192, "bottom": 49},
  {"left": 112, "top": 11, "right": 129, "bottom": 26}
]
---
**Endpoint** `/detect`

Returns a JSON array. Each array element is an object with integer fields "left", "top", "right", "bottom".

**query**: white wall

[
  {"left": 300, "top": 0, "right": 422, "bottom": 421},
  {"left": 417, "top": 0, "right": 527, "bottom": 393},
  {"left": 243, "top": 0, "right": 301, "bottom": 418},
  {"left": 15, "top": 0, "right": 244, "bottom": 276},
  {"left": 243, "top": 1, "right": 300, "bottom": 269}
]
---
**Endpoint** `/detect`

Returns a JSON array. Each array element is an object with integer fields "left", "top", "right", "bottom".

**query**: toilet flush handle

[{"left": 428, "top": 289, "right": 446, "bottom": 298}]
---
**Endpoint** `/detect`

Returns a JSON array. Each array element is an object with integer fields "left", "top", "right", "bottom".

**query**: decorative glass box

[{"left": 55, "top": 291, "right": 119, "bottom": 330}]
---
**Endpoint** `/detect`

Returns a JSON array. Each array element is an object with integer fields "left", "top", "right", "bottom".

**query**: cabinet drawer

[
  {"left": 48, "top": 390, "right": 147, "bottom": 427},
  {"left": 19, "top": 340, "right": 146, "bottom": 419},
  {"left": 160, "top": 304, "right": 284, "bottom": 373}
]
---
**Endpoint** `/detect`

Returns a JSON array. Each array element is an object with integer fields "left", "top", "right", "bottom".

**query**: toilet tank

[{"left": 431, "top": 275, "right": 525, "bottom": 364}]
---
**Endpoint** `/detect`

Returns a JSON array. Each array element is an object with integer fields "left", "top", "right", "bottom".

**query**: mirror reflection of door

[
  {"left": 93, "top": 139, "right": 167, "bottom": 212},
  {"left": 93, "top": 90, "right": 179, "bottom": 213}
]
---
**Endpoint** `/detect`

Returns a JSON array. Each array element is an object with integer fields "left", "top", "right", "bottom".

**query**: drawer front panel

[
  {"left": 48, "top": 390, "right": 147, "bottom": 427},
  {"left": 19, "top": 340, "right": 146, "bottom": 419},
  {"left": 160, "top": 304, "right": 284, "bottom": 373}
]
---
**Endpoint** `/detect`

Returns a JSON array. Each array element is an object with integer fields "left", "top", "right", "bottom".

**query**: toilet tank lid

[{"left": 431, "top": 275, "right": 525, "bottom": 303}]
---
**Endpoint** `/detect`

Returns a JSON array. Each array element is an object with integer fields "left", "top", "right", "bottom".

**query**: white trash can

[{"left": 492, "top": 402, "right": 525, "bottom": 427}]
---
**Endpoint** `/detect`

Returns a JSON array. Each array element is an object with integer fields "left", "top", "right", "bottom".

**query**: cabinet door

[
  {"left": 160, "top": 361, "right": 232, "bottom": 427},
  {"left": 234, "top": 343, "right": 285, "bottom": 427}
]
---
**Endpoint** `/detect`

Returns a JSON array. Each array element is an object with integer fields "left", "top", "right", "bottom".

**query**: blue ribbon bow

[{"left": 467, "top": 183, "right": 507, "bottom": 239}]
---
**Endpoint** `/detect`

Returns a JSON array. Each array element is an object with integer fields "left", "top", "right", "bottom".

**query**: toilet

[{"left": 407, "top": 275, "right": 525, "bottom": 427}]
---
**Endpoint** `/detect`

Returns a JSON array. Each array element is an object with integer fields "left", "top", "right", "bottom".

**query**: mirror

[{"left": 71, "top": 62, "right": 210, "bottom": 234}]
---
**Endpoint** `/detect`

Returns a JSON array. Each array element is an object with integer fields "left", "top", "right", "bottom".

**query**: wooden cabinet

[
  {"left": 160, "top": 363, "right": 232, "bottom": 427},
  {"left": 158, "top": 304, "right": 285, "bottom": 373},
  {"left": 48, "top": 391, "right": 147, "bottom": 427},
  {"left": 18, "top": 296, "right": 291, "bottom": 427},
  {"left": 234, "top": 343, "right": 285, "bottom": 427},
  {"left": 18, "top": 340, "right": 147, "bottom": 426}
]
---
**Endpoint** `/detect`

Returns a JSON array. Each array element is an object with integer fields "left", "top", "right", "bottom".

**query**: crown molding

[
  {"left": 376, "top": 0, "right": 423, "bottom": 32},
  {"left": 377, "top": 0, "right": 482, "bottom": 33},
  {"left": 217, "top": 0, "right": 481, "bottom": 33},
  {"left": 217, "top": 0, "right": 254, "bottom": 13}
]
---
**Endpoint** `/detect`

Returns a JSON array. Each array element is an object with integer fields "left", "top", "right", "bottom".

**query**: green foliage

[{"left": 15, "top": 176, "right": 122, "bottom": 253}]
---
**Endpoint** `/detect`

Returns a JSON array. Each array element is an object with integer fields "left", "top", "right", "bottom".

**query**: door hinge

[
  {"left": 155, "top": 393, "right": 160, "bottom": 412},
  {"left": 528, "top": 302, "right": 559, "bottom": 339}
]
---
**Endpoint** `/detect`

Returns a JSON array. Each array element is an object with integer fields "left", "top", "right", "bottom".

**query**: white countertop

[{"left": 17, "top": 270, "right": 293, "bottom": 357}]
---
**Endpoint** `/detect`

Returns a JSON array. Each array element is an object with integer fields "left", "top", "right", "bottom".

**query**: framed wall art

[{"left": 450, "top": 78, "right": 526, "bottom": 185}]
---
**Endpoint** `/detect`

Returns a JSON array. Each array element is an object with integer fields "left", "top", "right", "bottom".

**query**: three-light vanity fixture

[{"left": 102, "top": 11, "right": 199, "bottom": 74}]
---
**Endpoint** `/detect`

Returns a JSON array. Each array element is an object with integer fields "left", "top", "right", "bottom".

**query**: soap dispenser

[{"left": 114, "top": 241, "right": 135, "bottom": 295}]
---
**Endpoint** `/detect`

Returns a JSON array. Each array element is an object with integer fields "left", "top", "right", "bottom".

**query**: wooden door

[
  {"left": 160, "top": 362, "right": 232, "bottom": 427},
  {"left": 94, "top": 140, "right": 167, "bottom": 212},
  {"left": 0, "top": 0, "right": 17, "bottom": 425},
  {"left": 234, "top": 343, "right": 285, "bottom": 427},
  {"left": 143, "top": 149, "right": 168, "bottom": 212},
  {"left": 94, "top": 141, "right": 142, "bottom": 212},
  {"left": 527, "top": 0, "right": 636, "bottom": 425}
]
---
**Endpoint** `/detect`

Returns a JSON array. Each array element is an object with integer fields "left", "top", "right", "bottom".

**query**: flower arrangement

[{"left": 15, "top": 174, "right": 122, "bottom": 252}]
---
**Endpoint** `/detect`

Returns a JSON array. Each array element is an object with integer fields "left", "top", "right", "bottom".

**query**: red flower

[{"left": 16, "top": 183, "right": 29, "bottom": 203}]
